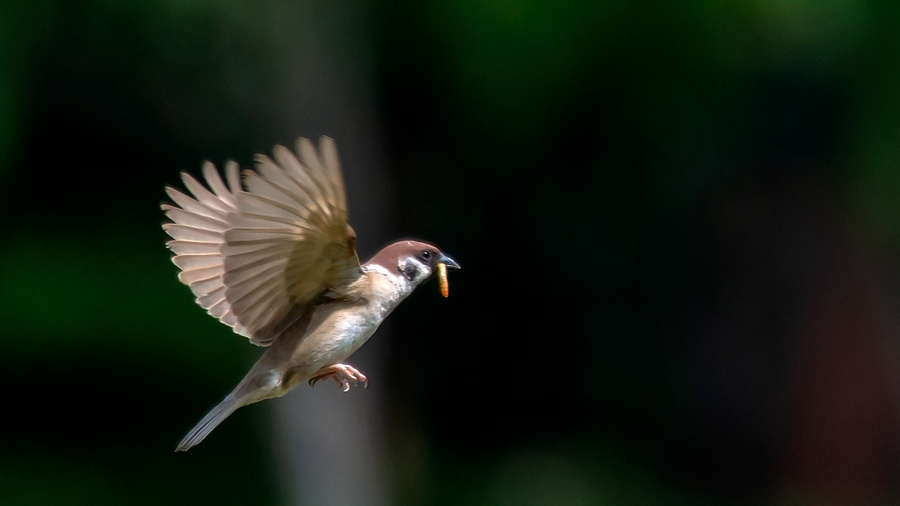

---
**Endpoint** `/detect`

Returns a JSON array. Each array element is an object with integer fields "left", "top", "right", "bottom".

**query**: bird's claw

[{"left": 308, "top": 363, "right": 368, "bottom": 392}]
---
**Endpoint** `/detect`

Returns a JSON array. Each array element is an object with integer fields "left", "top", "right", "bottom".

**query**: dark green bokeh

[{"left": 2, "top": 0, "right": 900, "bottom": 504}]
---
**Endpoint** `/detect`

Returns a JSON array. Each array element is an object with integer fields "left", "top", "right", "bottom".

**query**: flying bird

[{"left": 162, "top": 137, "right": 459, "bottom": 451}]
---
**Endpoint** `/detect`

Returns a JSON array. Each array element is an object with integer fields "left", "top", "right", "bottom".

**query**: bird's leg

[{"left": 308, "top": 363, "right": 369, "bottom": 392}]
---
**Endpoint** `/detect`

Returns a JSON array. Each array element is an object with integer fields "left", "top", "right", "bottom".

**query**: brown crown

[{"left": 365, "top": 240, "right": 442, "bottom": 272}]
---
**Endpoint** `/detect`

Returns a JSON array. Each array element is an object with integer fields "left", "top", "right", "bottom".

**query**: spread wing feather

[{"left": 162, "top": 137, "right": 360, "bottom": 346}]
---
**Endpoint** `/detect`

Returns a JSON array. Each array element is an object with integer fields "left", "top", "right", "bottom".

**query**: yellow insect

[{"left": 437, "top": 262, "right": 449, "bottom": 297}]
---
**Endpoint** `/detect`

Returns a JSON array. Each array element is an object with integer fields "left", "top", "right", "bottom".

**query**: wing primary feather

[
  {"left": 202, "top": 162, "right": 237, "bottom": 206},
  {"left": 229, "top": 213, "right": 309, "bottom": 232},
  {"left": 187, "top": 276, "right": 225, "bottom": 297},
  {"left": 164, "top": 208, "right": 227, "bottom": 231},
  {"left": 166, "top": 240, "right": 220, "bottom": 255},
  {"left": 223, "top": 250, "right": 288, "bottom": 276},
  {"left": 224, "top": 228, "right": 305, "bottom": 244},
  {"left": 318, "top": 136, "right": 347, "bottom": 211},
  {"left": 242, "top": 170, "right": 315, "bottom": 218},
  {"left": 222, "top": 240, "right": 293, "bottom": 266},
  {"left": 164, "top": 187, "right": 227, "bottom": 220},
  {"left": 197, "top": 287, "right": 226, "bottom": 309},
  {"left": 221, "top": 310, "right": 238, "bottom": 327},
  {"left": 225, "top": 161, "right": 242, "bottom": 194},
  {"left": 296, "top": 138, "right": 336, "bottom": 215},
  {"left": 173, "top": 254, "right": 223, "bottom": 271},
  {"left": 222, "top": 245, "right": 294, "bottom": 261},
  {"left": 270, "top": 146, "right": 323, "bottom": 205},
  {"left": 225, "top": 261, "right": 288, "bottom": 291},
  {"left": 163, "top": 224, "right": 222, "bottom": 243},
  {"left": 181, "top": 173, "right": 232, "bottom": 214},
  {"left": 238, "top": 200, "right": 320, "bottom": 233},
  {"left": 178, "top": 265, "right": 224, "bottom": 285},
  {"left": 246, "top": 302, "right": 291, "bottom": 340},
  {"left": 308, "top": 142, "right": 339, "bottom": 210},
  {"left": 207, "top": 299, "right": 230, "bottom": 318},
  {"left": 233, "top": 288, "right": 290, "bottom": 337},
  {"left": 225, "top": 238, "right": 300, "bottom": 250},
  {"left": 228, "top": 291, "right": 285, "bottom": 329},
  {"left": 259, "top": 149, "right": 320, "bottom": 207},
  {"left": 238, "top": 196, "right": 307, "bottom": 225},
  {"left": 222, "top": 240, "right": 294, "bottom": 257},
  {"left": 227, "top": 273, "right": 287, "bottom": 312}
]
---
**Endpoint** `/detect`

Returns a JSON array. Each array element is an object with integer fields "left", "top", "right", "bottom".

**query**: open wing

[{"left": 162, "top": 137, "right": 361, "bottom": 346}]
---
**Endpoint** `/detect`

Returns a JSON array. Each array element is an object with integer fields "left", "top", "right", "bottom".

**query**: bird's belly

[
  {"left": 325, "top": 312, "right": 379, "bottom": 362},
  {"left": 285, "top": 306, "right": 381, "bottom": 381}
]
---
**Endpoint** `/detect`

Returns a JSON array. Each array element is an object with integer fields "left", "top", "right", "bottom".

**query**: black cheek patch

[{"left": 401, "top": 262, "right": 418, "bottom": 281}]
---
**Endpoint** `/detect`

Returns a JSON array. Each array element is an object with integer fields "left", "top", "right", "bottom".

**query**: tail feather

[{"left": 176, "top": 392, "right": 248, "bottom": 452}]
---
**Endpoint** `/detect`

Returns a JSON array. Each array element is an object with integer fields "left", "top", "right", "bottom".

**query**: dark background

[{"left": 2, "top": 0, "right": 900, "bottom": 504}]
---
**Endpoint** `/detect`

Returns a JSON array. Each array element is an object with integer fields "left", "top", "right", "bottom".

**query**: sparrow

[{"left": 162, "top": 136, "right": 459, "bottom": 451}]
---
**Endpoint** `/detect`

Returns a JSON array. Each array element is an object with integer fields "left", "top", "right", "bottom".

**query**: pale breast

[{"left": 266, "top": 269, "right": 410, "bottom": 389}]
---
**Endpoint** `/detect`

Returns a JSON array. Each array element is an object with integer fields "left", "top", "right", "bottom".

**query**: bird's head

[{"left": 367, "top": 240, "right": 460, "bottom": 295}]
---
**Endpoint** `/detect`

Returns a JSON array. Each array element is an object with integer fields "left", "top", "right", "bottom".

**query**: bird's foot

[{"left": 308, "top": 363, "right": 368, "bottom": 392}]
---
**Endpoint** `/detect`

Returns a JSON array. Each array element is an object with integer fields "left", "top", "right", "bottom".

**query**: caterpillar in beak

[{"left": 437, "top": 262, "right": 449, "bottom": 297}]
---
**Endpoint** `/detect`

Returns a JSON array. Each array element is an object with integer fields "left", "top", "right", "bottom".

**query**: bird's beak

[{"left": 438, "top": 254, "right": 460, "bottom": 270}]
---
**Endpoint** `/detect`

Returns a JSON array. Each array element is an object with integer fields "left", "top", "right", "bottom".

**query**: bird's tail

[{"left": 176, "top": 389, "right": 252, "bottom": 452}]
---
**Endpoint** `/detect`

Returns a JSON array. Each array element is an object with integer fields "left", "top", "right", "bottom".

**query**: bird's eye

[{"left": 420, "top": 250, "right": 432, "bottom": 260}]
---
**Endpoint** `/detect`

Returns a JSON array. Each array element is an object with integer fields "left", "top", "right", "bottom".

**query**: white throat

[{"left": 362, "top": 264, "right": 416, "bottom": 314}]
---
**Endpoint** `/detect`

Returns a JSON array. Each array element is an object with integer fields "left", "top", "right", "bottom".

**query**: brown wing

[{"left": 163, "top": 137, "right": 361, "bottom": 346}]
